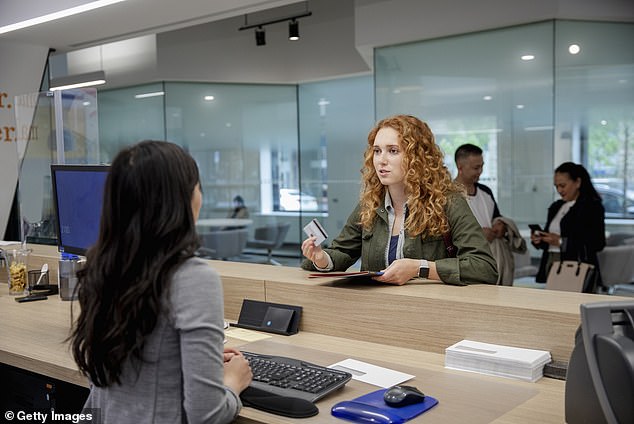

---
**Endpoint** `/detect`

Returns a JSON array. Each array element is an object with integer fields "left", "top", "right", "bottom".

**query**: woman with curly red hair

[{"left": 301, "top": 115, "right": 497, "bottom": 285}]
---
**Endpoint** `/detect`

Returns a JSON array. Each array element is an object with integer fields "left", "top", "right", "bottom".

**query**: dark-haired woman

[
  {"left": 531, "top": 162, "right": 606, "bottom": 292},
  {"left": 228, "top": 195, "right": 249, "bottom": 219},
  {"left": 70, "top": 140, "right": 252, "bottom": 423}
]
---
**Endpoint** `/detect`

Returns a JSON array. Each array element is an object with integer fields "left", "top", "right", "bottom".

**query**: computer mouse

[{"left": 383, "top": 385, "right": 426, "bottom": 407}]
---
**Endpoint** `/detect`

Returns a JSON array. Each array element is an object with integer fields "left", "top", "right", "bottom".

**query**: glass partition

[
  {"left": 298, "top": 75, "right": 374, "bottom": 239},
  {"left": 375, "top": 22, "right": 554, "bottom": 225},
  {"left": 162, "top": 82, "right": 298, "bottom": 230},
  {"left": 94, "top": 79, "right": 374, "bottom": 261},
  {"left": 97, "top": 82, "right": 165, "bottom": 162},
  {"left": 555, "top": 20, "right": 634, "bottom": 223},
  {"left": 15, "top": 87, "right": 99, "bottom": 245}
]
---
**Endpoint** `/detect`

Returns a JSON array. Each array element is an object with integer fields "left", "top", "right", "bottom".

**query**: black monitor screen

[{"left": 51, "top": 164, "right": 109, "bottom": 256}]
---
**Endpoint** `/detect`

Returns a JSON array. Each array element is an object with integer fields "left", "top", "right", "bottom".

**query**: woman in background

[
  {"left": 229, "top": 195, "right": 249, "bottom": 219},
  {"left": 531, "top": 162, "right": 605, "bottom": 292},
  {"left": 301, "top": 114, "right": 498, "bottom": 286},
  {"left": 70, "top": 140, "right": 252, "bottom": 423}
]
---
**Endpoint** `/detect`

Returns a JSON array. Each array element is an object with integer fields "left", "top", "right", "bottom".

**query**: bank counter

[{"left": 1, "top": 244, "right": 628, "bottom": 423}]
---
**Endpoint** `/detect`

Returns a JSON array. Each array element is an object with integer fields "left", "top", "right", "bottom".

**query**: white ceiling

[{"left": 0, "top": 0, "right": 303, "bottom": 52}]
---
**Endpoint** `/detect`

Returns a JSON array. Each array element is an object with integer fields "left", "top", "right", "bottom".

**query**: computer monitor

[
  {"left": 565, "top": 301, "right": 634, "bottom": 424},
  {"left": 50, "top": 164, "right": 110, "bottom": 256}
]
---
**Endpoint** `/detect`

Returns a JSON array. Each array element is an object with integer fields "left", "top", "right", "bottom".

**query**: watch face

[{"left": 419, "top": 266, "right": 429, "bottom": 278}]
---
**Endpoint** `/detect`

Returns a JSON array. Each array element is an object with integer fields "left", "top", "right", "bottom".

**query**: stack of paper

[{"left": 445, "top": 340, "right": 551, "bottom": 382}]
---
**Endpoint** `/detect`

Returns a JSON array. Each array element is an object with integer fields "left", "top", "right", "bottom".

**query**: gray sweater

[{"left": 84, "top": 257, "right": 241, "bottom": 423}]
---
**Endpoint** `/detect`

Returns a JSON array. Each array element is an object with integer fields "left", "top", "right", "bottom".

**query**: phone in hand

[{"left": 528, "top": 224, "right": 543, "bottom": 234}]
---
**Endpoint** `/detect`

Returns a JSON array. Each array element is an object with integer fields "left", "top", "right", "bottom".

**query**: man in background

[{"left": 454, "top": 143, "right": 526, "bottom": 285}]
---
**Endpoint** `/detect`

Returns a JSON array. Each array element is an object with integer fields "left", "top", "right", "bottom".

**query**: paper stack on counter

[{"left": 445, "top": 340, "right": 551, "bottom": 382}]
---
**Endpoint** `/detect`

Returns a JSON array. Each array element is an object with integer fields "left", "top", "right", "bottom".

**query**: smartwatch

[{"left": 418, "top": 259, "right": 429, "bottom": 279}]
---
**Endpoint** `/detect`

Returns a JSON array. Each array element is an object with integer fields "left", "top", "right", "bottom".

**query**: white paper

[
  {"left": 445, "top": 340, "right": 551, "bottom": 382},
  {"left": 328, "top": 358, "right": 415, "bottom": 388},
  {"left": 446, "top": 340, "right": 551, "bottom": 367}
]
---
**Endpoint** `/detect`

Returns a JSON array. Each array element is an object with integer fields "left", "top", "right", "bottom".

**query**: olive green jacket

[{"left": 302, "top": 195, "right": 498, "bottom": 285}]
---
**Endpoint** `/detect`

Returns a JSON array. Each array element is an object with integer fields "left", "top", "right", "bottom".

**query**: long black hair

[
  {"left": 70, "top": 140, "right": 201, "bottom": 387},
  {"left": 555, "top": 162, "right": 601, "bottom": 202}
]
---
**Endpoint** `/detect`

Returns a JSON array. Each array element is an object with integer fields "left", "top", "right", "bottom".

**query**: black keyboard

[{"left": 242, "top": 351, "right": 352, "bottom": 402}]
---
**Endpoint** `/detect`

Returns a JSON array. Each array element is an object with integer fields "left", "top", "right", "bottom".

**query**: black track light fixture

[
  {"left": 255, "top": 26, "right": 266, "bottom": 46},
  {"left": 288, "top": 19, "right": 299, "bottom": 41},
  {"left": 239, "top": 3, "right": 311, "bottom": 46}
]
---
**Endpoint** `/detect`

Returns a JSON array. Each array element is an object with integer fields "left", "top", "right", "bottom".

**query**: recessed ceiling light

[
  {"left": 568, "top": 44, "right": 581, "bottom": 54},
  {"left": 521, "top": 55, "right": 535, "bottom": 61},
  {"left": 516, "top": 104, "right": 525, "bottom": 109},
  {"left": 601, "top": 120, "right": 608, "bottom": 126},
  {"left": 483, "top": 96, "right": 493, "bottom": 101},
  {"left": 82, "top": 101, "right": 91, "bottom": 106},
  {"left": 204, "top": 95, "right": 215, "bottom": 101}
]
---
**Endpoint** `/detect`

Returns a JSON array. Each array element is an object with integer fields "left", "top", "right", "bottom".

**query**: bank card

[{"left": 303, "top": 218, "right": 328, "bottom": 246}]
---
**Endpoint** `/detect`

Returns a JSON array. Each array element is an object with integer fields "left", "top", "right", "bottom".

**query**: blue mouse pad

[{"left": 331, "top": 389, "right": 438, "bottom": 423}]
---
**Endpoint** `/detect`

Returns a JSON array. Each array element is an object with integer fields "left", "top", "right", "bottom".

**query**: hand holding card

[{"left": 303, "top": 219, "right": 328, "bottom": 246}]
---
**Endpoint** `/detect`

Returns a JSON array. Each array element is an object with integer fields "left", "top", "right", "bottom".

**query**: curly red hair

[{"left": 359, "top": 115, "right": 461, "bottom": 237}]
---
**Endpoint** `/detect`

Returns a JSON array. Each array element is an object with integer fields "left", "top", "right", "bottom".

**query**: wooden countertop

[
  {"left": 0, "top": 291, "right": 566, "bottom": 423},
  {"left": 3, "top": 243, "right": 628, "bottom": 423}
]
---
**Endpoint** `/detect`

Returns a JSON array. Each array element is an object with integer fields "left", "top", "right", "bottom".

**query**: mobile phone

[
  {"left": 303, "top": 218, "right": 328, "bottom": 246},
  {"left": 528, "top": 224, "right": 543, "bottom": 234}
]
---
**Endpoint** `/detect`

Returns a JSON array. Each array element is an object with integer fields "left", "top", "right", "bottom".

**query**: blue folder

[{"left": 331, "top": 389, "right": 438, "bottom": 423}]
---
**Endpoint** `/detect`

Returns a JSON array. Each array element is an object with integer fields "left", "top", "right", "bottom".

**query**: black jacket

[{"left": 533, "top": 198, "right": 606, "bottom": 287}]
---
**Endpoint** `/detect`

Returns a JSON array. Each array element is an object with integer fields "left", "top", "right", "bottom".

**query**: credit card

[{"left": 303, "top": 218, "right": 328, "bottom": 246}]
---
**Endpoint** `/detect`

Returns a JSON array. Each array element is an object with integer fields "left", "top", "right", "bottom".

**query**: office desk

[
  {"left": 0, "top": 292, "right": 565, "bottom": 423},
  {"left": 4, "top": 244, "right": 630, "bottom": 422},
  {"left": 10, "top": 244, "right": 630, "bottom": 362}
]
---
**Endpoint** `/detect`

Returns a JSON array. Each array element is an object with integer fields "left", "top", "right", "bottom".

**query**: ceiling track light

[
  {"left": 289, "top": 19, "right": 299, "bottom": 41},
  {"left": 255, "top": 26, "right": 266, "bottom": 46},
  {"left": 239, "top": 7, "right": 311, "bottom": 46}
]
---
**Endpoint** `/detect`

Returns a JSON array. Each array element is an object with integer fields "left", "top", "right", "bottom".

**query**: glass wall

[
  {"left": 298, "top": 75, "right": 374, "bottom": 238},
  {"left": 376, "top": 22, "right": 554, "bottom": 224},
  {"left": 17, "top": 19, "right": 631, "bottom": 258},
  {"left": 97, "top": 82, "right": 166, "bottom": 162},
  {"left": 555, "top": 21, "right": 634, "bottom": 221},
  {"left": 163, "top": 82, "right": 297, "bottom": 225},
  {"left": 376, "top": 20, "right": 634, "bottom": 232},
  {"left": 93, "top": 78, "right": 374, "bottom": 251}
]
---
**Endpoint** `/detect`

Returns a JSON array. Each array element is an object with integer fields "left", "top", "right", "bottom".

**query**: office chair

[
  {"left": 597, "top": 244, "right": 634, "bottom": 294},
  {"left": 246, "top": 222, "right": 290, "bottom": 265},
  {"left": 198, "top": 229, "right": 248, "bottom": 260}
]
